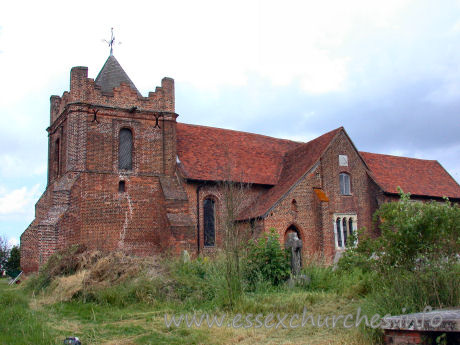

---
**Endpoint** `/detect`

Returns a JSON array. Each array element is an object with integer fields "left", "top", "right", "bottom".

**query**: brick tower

[{"left": 20, "top": 55, "right": 195, "bottom": 273}]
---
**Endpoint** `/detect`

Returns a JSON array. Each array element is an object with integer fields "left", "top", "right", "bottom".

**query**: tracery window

[{"left": 334, "top": 214, "right": 357, "bottom": 249}]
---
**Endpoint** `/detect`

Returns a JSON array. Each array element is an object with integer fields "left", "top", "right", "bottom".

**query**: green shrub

[
  {"left": 243, "top": 228, "right": 290, "bottom": 289},
  {"left": 300, "top": 258, "right": 375, "bottom": 298},
  {"left": 343, "top": 192, "right": 460, "bottom": 274},
  {"left": 338, "top": 192, "right": 460, "bottom": 342}
]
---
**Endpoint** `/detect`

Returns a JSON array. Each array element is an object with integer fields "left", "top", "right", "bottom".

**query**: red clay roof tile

[
  {"left": 360, "top": 152, "right": 460, "bottom": 199},
  {"left": 177, "top": 123, "right": 302, "bottom": 185},
  {"left": 237, "top": 127, "right": 342, "bottom": 219},
  {"left": 176, "top": 123, "right": 460, "bottom": 220}
]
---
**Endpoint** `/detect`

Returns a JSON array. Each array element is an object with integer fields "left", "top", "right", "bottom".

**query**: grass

[
  {"left": 0, "top": 277, "right": 369, "bottom": 345},
  {"left": 2, "top": 245, "right": 456, "bottom": 345}
]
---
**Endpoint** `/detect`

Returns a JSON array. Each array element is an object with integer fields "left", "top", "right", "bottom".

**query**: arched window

[
  {"left": 336, "top": 218, "right": 342, "bottom": 248},
  {"left": 291, "top": 199, "right": 298, "bottom": 213},
  {"left": 334, "top": 215, "right": 357, "bottom": 250},
  {"left": 204, "top": 198, "right": 215, "bottom": 246},
  {"left": 119, "top": 128, "right": 133, "bottom": 170},
  {"left": 339, "top": 173, "right": 351, "bottom": 195}
]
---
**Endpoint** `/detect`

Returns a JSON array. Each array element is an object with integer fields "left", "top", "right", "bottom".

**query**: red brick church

[{"left": 20, "top": 55, "right": 460, "bottom": 273}]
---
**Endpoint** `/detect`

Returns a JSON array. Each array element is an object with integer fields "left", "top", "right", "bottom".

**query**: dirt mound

[
  {"left": 28, "top": 245, "right": 162, "bottom": 303},
  {"left": 83, "top": 251, "right": 158, "bottom": 289}
]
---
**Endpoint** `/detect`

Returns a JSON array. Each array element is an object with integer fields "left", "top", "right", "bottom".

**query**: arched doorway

[
  {"left": 285, "top": 224, "right": 301, "bottom": 242},
  {"left": 284, "top": 225, "right": 303, "bottom": 275}
]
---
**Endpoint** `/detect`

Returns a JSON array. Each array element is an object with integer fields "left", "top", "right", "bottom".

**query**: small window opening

[
  {"left": 55, "top": 138, "right": 60, "bottom": 176},
  {"left": 118, "top": 180, "right": 126, "bottom": 193},
  {"left": 291, "top": 199, "right": 298, "bottom": 212},
  {"left": 339, "top": 173, "right": 351, "bottom": 195}
]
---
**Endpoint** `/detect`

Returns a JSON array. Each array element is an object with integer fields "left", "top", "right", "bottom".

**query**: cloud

[
  {"left": 7, "top": 237, "right": 18, "bottom": 247},
  {"left": 0, "top": 154, "right": 47, "bottom": 179},
  {"left": 0, "top": 184, "right": 41, "bottom": 218}
]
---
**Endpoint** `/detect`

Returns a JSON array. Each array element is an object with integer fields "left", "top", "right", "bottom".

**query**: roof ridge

[
  {"left": 238, "top": 127, "right": 342, "bottom": 220},
  {"left": 177, "top": 122, "right": 303, "bottom": 144},
  {"left": 361, "top": 151, "right": 460, "bottom": 198},
  {"left": 360, "top": 151, "right": 438, "bottom": 162},
  {"left": 284, "top": 127, "right": 343, "bottom": 157}
]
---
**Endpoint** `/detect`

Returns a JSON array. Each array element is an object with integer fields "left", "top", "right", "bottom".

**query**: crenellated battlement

[{"left": 50, "top": 59, "right": 175, "bottom": 125}]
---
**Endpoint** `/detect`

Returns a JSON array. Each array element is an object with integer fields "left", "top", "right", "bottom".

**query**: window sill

[{"left": 118, "top": 170, "right": 134, "bottom": 174}]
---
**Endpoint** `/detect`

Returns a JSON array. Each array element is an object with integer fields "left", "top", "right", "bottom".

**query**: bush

[
  {"left": 339, "top": 191, "right": 460, "bottom": 276},
  {"left": 166, "top": 256, "right": 226, "bottom": 308},
  {"left": 338, "top": 192, "right": 460, "bottom": 342},
  {"left": 343, "top": 192, "right": 459, "bottom": 274},
  {"left": 244, "top": 228, "right": 290, "bottom": 289},
  {"left": 301, "top": 257, "right": 375, "bottom": 297}
]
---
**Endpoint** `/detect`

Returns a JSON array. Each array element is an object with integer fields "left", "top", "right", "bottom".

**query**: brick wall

[
  {"left": 21, "top": 64, "right": 185, "bottom": 273},
  {"left": 262, "top": 131, "right": 377, "bottom": 261},
  {"left": 183, "top": 182, "right": 266, "bottom": 254}
]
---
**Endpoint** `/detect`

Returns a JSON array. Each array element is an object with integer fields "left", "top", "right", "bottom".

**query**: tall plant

[
  {"left": 218, "top": 180, "right": 252, "bottom": 308},
  {"left": 244, "top": 228, "right": 290, "bottom": 288}
]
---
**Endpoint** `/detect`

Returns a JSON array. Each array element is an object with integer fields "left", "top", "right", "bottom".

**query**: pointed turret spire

[{"left": 94, "top": 55, "right": 141, "bottom": 96}]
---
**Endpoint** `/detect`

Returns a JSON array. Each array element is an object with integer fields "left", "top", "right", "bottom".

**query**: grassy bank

[
  {"left": 1, "top": 254, "right": 458, "bottom": 345},
  {"left": 0, "top": 250, "right": 372, "bottom": 345},
  {"left": 0, "top": 278, "right": 368, "bottom": 345}
]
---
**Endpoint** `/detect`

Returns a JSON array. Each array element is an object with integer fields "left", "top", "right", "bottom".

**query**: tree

[
  {"left": 0, "top": 236, "right": 10, "bottom": 271},
  {"left": 6, "top": 246, "right": 20, "bottom": 271}
]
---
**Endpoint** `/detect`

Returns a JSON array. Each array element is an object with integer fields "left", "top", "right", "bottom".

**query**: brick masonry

[
  {"left": 20, "top": 58, "right": 460, "bottom": 273},
  {"left": 20, "top": 61, "right": 192, "bottom": 273}
]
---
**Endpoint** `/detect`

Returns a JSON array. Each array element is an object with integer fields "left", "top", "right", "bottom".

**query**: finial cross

[{"left": 104, "top": 28, "right": 116, "bottom": 56}]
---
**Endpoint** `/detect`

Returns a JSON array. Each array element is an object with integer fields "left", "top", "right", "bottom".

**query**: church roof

[
  {"left": 238, "top": 127, "right": 341, "bottom": 219},
  {"left": 360, "top": 152, "right": 460, "bottom": 199},
  {"left": 95, "top": 55, "right": 141, "bottom": 95},
  {"left": 176, "top": 123, "right": 302, "bottom": 185},
  {"left": 176, "top": 123, "right": 341, "bottom": 219},
  {"left": 176, "top": 123, "right": 460, "bottom": 219}
]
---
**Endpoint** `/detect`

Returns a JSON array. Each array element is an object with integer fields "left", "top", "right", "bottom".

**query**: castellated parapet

[{"left": 50, "top": 65, "right": 175, "bottom": 125}]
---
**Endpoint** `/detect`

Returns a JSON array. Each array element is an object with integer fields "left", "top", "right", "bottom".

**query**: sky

[{"left": 0, "top": 0, "right": 459, "bottom": 246}]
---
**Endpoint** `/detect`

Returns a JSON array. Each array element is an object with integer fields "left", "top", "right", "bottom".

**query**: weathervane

[{"left": 103, "top": 28, "right": 121, "bottom": 56}]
